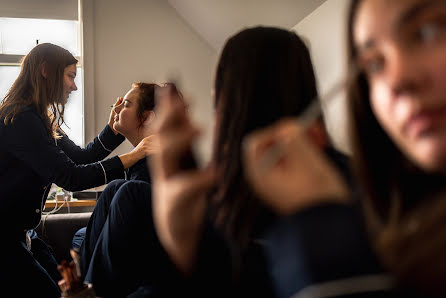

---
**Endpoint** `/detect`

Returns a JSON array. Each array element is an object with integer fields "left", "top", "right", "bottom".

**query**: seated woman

[
  {"left": 84, "top": 27, "right": 380, "bottom": 298},
  {"left": 76, "top": 82, "right": 183, "bottom": 278}
]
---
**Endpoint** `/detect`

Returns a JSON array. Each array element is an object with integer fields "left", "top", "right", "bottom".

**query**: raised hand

[
  {"left": 243, "top": 119, "right": 350, "bottom": 216},
  {"left": 149, "top": 87, "right": 216, "bottom": 275},
  {"left": 109, "top": 97, "right": 124, "bottom": 135}
]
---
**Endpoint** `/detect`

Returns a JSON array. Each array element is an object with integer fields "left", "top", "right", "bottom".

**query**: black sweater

[{"left": 0, "top": 106, "right": 125, "bottom": 235}]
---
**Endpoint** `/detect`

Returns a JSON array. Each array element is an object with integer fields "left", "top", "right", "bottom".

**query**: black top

[
  {"left": 127, "top": 157, "right": 151, "bottom": 183},
  {"left": 0, "top": 106, "right": 125, "bottom": 234}
]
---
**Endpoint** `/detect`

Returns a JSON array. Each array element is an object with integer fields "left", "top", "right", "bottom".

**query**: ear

[
  {"left": 142, "top": 110, "right": 155, "bottom": 126},
  {"left": 41, "top": 63, "right": 48, "bottom": 78}
]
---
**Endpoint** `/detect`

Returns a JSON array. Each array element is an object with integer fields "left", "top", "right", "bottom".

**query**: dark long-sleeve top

[
  {"left": 126, "top": 157, "right": 151, "bottom": 183},
  {"left": 0, "top": 106, "right": 125, "bottom": 234}
]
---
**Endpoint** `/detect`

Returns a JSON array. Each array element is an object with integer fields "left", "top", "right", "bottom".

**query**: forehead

[
  {"left": 353, "top": 0, "right": 424, "bottom": 46},
  {"left": 64, "top": 64, "right": 77, "bottom": 73},
  {"left": 124, "top": 87, "right": 139, "bottom": 100}
]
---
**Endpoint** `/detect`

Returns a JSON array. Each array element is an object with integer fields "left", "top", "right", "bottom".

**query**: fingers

[
  {"left": 149, "top": 89, "right": 198, "bottom": 179},
  {"left": 114, "top": 96, "right": 124, "bottom": 106},
  {"left": 155, "top": 127, "right": 199, "bottom": 179},
  {"left": 243, "top": 119, "right": 301, "bottom": 174}
]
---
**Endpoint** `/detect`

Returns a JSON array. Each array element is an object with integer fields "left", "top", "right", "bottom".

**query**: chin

[
  {"left": 113, "top": 123, "right": 121, "bottom": 133},
  {"left": 414, "top": 143, "right": 446, "bottom": 174}
]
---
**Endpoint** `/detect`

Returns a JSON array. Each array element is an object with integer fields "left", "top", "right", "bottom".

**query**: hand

[
  {"left": 149, "top": 88, "right": 216, "bottom": 275},
  {"left": 118, "top": 133, "right": 160, "bottom": 170},
  {"left": 243, "top": 119, "right": 350, "bottom": 216},
  {"left": 109, "top": 97, "right": 123, "bottom": 135},
  {"left": 132, "top": 134, "right": 160, "bottom": 160}
]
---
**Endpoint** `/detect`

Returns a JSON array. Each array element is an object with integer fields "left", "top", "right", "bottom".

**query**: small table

[{"left": 44, "top": 199, "right": 97, "bottom": 209}]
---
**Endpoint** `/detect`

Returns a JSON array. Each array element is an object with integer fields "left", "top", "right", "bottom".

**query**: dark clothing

[
  {"left": 126, "top": 157, "right": 151, "bottom": 183},
  {"left": 27, "top": 229, "right": 62, "bottom": 284},
  {"left": 83, "top": 181, "right": 176, "bottom": 297},
  {"left": 76, "top": 157, "right": 150, "bottom": 263},
  {"left": 79, "top": 179, "right": 129, "bottom": 271},
  {"left": 73, "top": 158, "right": 151, "bottom": 250},
  {"left": 0, "top": 105, "right": 125, "bottom": 296},
  {"left": 3, "top": 236, "right": 61, "bottom": 297},
  {"left": 263, "top": 203, "right": 389, "bottom": 298},
  {"left": 72, "top": 226, "right": 87, "bottom": 249},
  {"left": 0, "top": 106, "right": 125, "bottom": 232}
]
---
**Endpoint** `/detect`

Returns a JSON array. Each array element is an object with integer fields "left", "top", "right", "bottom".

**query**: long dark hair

[
  {"left": 210, "top": 26, "right": 318, "bottom": 248},
  {"left": 0, "top": 43, "right": 78, "bottom": 138}
]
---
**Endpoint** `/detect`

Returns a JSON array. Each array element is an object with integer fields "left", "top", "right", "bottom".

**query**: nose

[
  {"left": 113, "top": 102, "right": 123, "bottom": 113},
  {"left": 72, "top": 82, "right": 78, "bottom": 91},
  {"left": 385, "top": 45, "right": 428, "bottom": 98}
]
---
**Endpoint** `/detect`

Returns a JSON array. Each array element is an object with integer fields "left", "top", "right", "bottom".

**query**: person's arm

[
  {"left": 4, "top": 110, "right": 124, "bottom": 191},
  {"left": 148, "top": 87, "right": 216, "bottom": 276},
  {"left": 57, "top": 97, "right": 126, "bottom": 164},
  {"left": 56, "top": 125, "right": 125, "bottom": 164}
]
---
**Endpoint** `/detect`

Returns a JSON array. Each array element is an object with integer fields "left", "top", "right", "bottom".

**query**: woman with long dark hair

[{"left": 146, "top": 26, "right": 356, "bottom": 297}]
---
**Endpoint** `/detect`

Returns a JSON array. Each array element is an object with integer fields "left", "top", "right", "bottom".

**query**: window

[{"left": 0, "top": 2, "right": 84, "bottom": 146}]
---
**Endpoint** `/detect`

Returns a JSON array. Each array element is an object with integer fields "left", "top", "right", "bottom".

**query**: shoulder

[
  {"left": 0, "top": 106, "right": 49, "bottom": 140},
  {"left": 1, "top": 105, "right": 43, "bottom": 126},
  {"left": 14, "top": 106, "right": 43, "bottom": 123}
]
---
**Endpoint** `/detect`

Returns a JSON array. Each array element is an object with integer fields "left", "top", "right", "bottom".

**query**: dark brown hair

[
  {"left": 210, "top": 26, "right": 319, "bottom": 248},
  {"left": 0, "top": 43, "right": 78, "bottom": 138},
  {"left": 132, "top": 82, "right": 182, "bottom": 126}
]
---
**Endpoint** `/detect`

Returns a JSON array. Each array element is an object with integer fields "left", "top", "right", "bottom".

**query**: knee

[{"left": 110, "top": 181, "right": 152, "bottom": 210}]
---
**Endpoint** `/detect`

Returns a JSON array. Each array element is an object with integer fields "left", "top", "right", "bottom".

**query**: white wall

[
  {"left": 86, "top": 0, "right": 218, "bottom": 160},
  {"left": 292, "top": 0, "right": 350, "bottom": 153}
]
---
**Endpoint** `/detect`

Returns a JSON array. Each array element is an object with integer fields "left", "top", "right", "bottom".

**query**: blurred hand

[
  {"left": 149, "top": 87, "right": 216, "bottom": 275},
  {"left": 109, "top": 97, "right": 123, "bottom": 135},
  {"left": 243, "top": 118, "right": 350, "bottom": 216}
]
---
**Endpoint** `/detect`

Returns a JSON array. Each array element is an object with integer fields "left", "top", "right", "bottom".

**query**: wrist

[{"left": 119, "top": 151, "right": 139, "bottom": 170}]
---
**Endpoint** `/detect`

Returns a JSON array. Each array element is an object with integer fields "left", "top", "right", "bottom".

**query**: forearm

[
  {"left": 118, "top": 150, "right": 143, "bottom": 170},
  {"left": 162, "top": 234, "right": 200, "bottom": 276}
]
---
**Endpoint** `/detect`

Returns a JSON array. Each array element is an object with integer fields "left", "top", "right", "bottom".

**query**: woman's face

[
  {"left": 63, "top": 64, "right": 77, "bottom": 103},
  {"left": 354, "top": 0, "right": 446, "bottom": 172},
  {"left": 113, "top": 87, "right": 141, "bottom": 138}
]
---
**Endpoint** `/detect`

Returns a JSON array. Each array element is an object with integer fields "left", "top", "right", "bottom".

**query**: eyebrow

[
  {"left": 355, "top": 0, "right": 443, "bottom": 56},
  {"left": 396, "top": 0, "right": 444, "bottom": 30}
]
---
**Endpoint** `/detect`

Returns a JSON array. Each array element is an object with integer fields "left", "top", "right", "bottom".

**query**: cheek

[
  {"left": 63, "top": 78, "right": 72, "bottom": 90},
  {"left": 430, "top": 54, "right": 446, "bottom": 96},
  {"left": 121, "top": 110, "right": 138, "bottom": 126},
  {"left": 370, "top": 83, "right": 393, "bottom": 130}
]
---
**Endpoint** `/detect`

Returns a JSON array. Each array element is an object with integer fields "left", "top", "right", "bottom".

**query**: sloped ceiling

[{"left": 167, "top": 0, "right": 327, "bottom": 52}]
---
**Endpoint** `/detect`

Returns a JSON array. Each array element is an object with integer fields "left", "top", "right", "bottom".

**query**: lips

[{"left": 405, "top": 106, "right": 446, "bottom": 137}]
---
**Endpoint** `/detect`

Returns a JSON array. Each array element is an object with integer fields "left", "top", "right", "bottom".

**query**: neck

[{"left": 127, "top": 127, "right": 153, "bottom": 148}]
